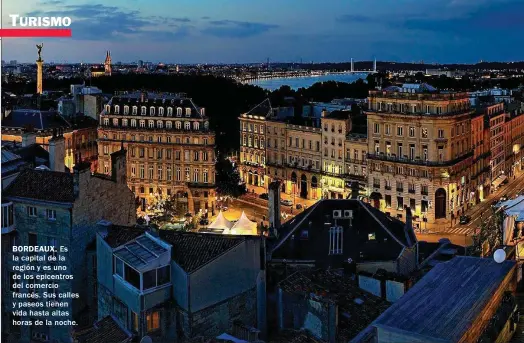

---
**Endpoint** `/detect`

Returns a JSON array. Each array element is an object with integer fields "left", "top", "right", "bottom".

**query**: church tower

[{"left": 104, "top": 51, "right": 112, "bottom": 76}]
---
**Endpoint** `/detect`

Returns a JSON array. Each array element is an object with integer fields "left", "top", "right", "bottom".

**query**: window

[
  {"left": 147, "top": 311, "right": 160, "bottom": 332},
  {"left": 149, "top": 166, "right": 154, "bottom": 180},
  {"left": 132, "top": 312, "right": 139, "bottom": 333},
  {"left": 113, "top": 298, "right": 127, "bottom": 325},
  {"left": 409, "top": 144, "right": 415, "bottom": 160},
  {"left": 438, "top": 129, "right": 444, "bottom": 138},
  {"left": 158, "top": 107, "right": 164, "bottom": 116},
  {"left": 132, "top": 106, "right": 138, "bottom": 115},
  {"left": 157, "top": 121, "right": 163, "bottom": 129},
  {"left": 141, "top": 106, "right": 147, "bottom": 115},
  {"left": 329, "top": 226, "right": 343, "bottom": 255},
  {"left": 103, "top": 118, "right": 109, "bottom": 126},
  {"left": 385, "top": 124, "right": 390, "bottom": 135},
  {"left": 27, "top": 206, "right": 37, "bottom": 217},
  {"left": 203, "top": 169, "right": 209, "bottom": 183},
  {"left": 373, "top": 123, "right": 380, "bottom": 134},
  {"left": 124, "top": 264, "right": 140, "bottom": 289},
  {"left": 397, "top": 143, "right": 403, "bottom": 157},
  {"left": 421, "top": 128, "right": 428, "bottom": 138},
  {"left": 2, "top": 203, "right": 14, "bottom": 229},
  {"left": 397, "top": 197, "right": 404, "bottom": 210},
  {"left": 409, "top": 126, "right": 415, "bottom": 137},
  {"left": 167, "top": 166, "right": 172, "bottom": 181},
  {"left": 193, "top": 168, "right": 199, "bottom": 182},
  {"left": 423, "top": 145, "right": 428, "bottom": 160},
  {"left": 48, "top": 237, "right": 58, "bottom": 258},
  {"left": 397, "top": 126, "right": 403, "bottom": 136},
  {"left": 46, "top": 209, "right": 56, "bottom": 221},
  {"left": 167, "top": 107, "right": 173, "bottom": 116},
  {"left": 28, "top": 233, "right": 37, "bottom": 246},
  {"left": 368, "top": 233, "right": 376, "bottom": 240},
  {"left": 184, "top": 122, "right": 190, "bottom": 130},
  {"left": 193, "top": 122, "right": 199, "bottom": 130},
  {"left": 385, "top": 195, "right": 392, "bottom": 208},
  {"left": 185, "top": 108, "right": 191, "bottom": 117},
  {"left": 421, "top": 185, "right": 429, "bottom": 195},
  {"left": 176, "top": 107, "right": 182, "bottom": 116},
  {"left": 124, "top": 106, "right": 129, "bottom": 115}
]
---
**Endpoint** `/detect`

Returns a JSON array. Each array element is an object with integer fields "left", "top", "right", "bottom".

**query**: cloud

[
  {"left": 201, "top": 16, "right": 211, "bottom": 20},
  {"left": 202, "top": 20, "right": 278, "bottom": 38},
  {"left": 39, "top": 0, "right": 64, "bottom": 4},
  {"left": 25, "top": 4, "right": 191, "bottom": 41},
  {"left": 336, "top": 14, "right": 376, "bottom": 23}
]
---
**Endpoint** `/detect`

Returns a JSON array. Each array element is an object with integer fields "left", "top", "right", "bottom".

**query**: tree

[
  {"left": 215, "top": 156, "right": 246, "bottom": 198},
  {"left": 470, "top": 208, "right": 505, "bottom": 256},
  {"left": 149, "top": 193, "right": 187, "bottom": 225}
]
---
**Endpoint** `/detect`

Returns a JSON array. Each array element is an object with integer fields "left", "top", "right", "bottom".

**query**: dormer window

[
  {"left": 185, "top": 108, "right": 191, "bottom": 117},
  {"left": 176, "top": 107, "right": 182, "bottom": 117},
  {"left": 150, "top": 106, "right": 155, "bottom": 116},
  {"left": 158, "top": 107, "right": 164, "bottom": 116},
  {"left": 114, "top": 105, "right": 120, "bottom": 114},
  {"left": 167, "top": 107, "right": 173, "bottom": 116},
  {"left": 141, "top": 106, "right": 147, "bottom": 115},
  {"left": 329, "top": 226, "right": 343, "bottom": 255},
  {"left": 132, "top": 106, "right": 138, "bottom": 115},
  {"left": 105, "top": 105, "right": 110, "bottom": 113},
  {"left": 124, "top": 105, "right": 129, "bottom": 115}
]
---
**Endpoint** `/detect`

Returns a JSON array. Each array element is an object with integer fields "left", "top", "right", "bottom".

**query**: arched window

[
  {"left": 157, "top": 121, "right": 163, "bottom": 129},
  {"left": 139, "top": 120, "right": 145, "bottom": 128},
  {"left": 124, "top": 105, "right": 129, "bottom": 115},
  {"left": 132, "top": 106, "right": 138, "bottom": 115},
  {"left": 148, "top": 120, "right": 154, "bottom": 128},
  {"left": 167, "top": 107, "right": 173, "bottom": 116},
  {"left": 260, "top": 138, "right": 265, "bottom": 148},
  {"left": 176, "top": 107, "right": 182, "bottom": 117},
  {"left": 193, "top": 122, "right": 199, "bottom": 130},
  {"left": 103, "top": 118, "right": 109, "bottom": 126},
  {"left": 166, "top": 121, "right": 172, "bottom": 129},
  {"left": 184, "top": 122, "right": 190, "bottom": 130},
  {"left": 141, "top": 106, "right": 147, "bottom": 115},
  {"left": 204, "top": 121, "right": 209, "bottom": 130},
  {"left": 150, "top": 106, "right": 155, "bottom": 115},
  {"left": 131, "top": 119, "right": 137, "bottom": 127},
  {"left": 175, "top": 121, "right": 182, "bottom": 129},
  {"left": 114, "top": 105, "right": 120, "bottom": 114},
  {"left": 122, "top": 119, "right": 128, "bottom": 127},
  {"left": 185, "top": 108, "right": 191, "bottom": 117},
  {"left": 338, "top": 124, "right": 342, "bottom": 132},
  {"left": 105, "top": 105, "right": 110, "bottom": 113}
]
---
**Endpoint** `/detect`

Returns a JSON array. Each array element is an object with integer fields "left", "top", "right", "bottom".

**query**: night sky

[{"left": 2, "top": 0, "right": 524, "bottom": 63}]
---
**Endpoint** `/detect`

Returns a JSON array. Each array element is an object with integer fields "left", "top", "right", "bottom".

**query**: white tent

[
  {"left": 208, "top": 211, "right": 233, "bottom": 230},
  {"left": 223, "top": 211, "right": 257, "bottom": 235}
]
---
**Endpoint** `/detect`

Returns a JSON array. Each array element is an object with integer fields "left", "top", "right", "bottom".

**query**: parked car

[
  {"left": 296, "top": 204, "right": 303, "bottom": 210},
  {"left": 459, "top": 215, "right": 470, "bottom": 225},
  {"left": 199, "top": 218, "right": 209, "bottom": 226},
  {"left": 281, "top": 199, "right": 293, "bottom": 206},
  {"left": 500, "top": 195, "right": 508, "bottom": 202},
  {"left": 259, "top": 193, "right": 269, "bottom": 200}
]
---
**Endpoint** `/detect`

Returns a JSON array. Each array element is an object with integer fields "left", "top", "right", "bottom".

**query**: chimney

[
  {"left": 96, "top": 220, "right": 112, "bottom": 239},
  {"left": 48, "top": 129, "right": 65, "bottom": 172},
  {"left": 404, "top": 206, "right": 414, "bottom": 246},
  {"left": 22, "top": 131, "right": 37, "bottom": 147},
  {"left": 268, "top": 180, "right": 282, "bottom": 230}
]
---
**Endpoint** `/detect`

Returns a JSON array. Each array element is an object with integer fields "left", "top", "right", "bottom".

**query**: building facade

[
  {"left": 470, "top": 113, "right": 490, "bottom": 203},
  {"left": 97, "top": 92, "right": 216, "bottom": 214},
  {"left": 366, "top": 87, "right": 473, "bottom": 229}
]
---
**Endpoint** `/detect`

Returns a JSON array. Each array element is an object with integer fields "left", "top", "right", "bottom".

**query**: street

[{"left": 438, "top": 170, "right": 524, "bottom": 236}]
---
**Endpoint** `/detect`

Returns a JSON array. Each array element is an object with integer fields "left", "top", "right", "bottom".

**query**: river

[{"left": 246, "top": 72, "right": 369, "bottom": 91}]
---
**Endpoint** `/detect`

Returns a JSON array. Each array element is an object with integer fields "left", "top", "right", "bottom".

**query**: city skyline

[{"left": 2, "top": 0, "right": 524, "bottom": 64}]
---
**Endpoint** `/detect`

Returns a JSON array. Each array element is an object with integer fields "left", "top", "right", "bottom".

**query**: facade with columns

[
  {"left": 366, "top": 86, "right": 473, "bottom": 230},
  {"left": 97, "top": 92, "right": 216, "bottom": 214}
]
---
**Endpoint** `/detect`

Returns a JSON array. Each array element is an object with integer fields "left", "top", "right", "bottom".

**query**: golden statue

[{"left": 36, "top": 43, "right": 43, "bottom": 61}]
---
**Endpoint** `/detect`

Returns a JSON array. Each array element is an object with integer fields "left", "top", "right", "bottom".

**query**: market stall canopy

[
  {"left": 492, "top": 174, "right": 508, "bottom": 189},
  {"left": 223, "top": 211, "right": 257, "bottom": 235},
  {"left": 208, "top": 211, "right": 233, "bottom": 230}
]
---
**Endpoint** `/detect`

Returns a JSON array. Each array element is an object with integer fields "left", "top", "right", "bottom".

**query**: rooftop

[
  {"left": 159, "top": 231, "right": 253, "bottom": 273},
  {"left": 269, "top": 330, "right": 325, "bottom": 343},
  {"left": 4, "top": 168, "right": 75, "bottom": 203},
  {"left": 2, "top": 109, "right": 70, "bottom": 130},
  {"left": 103, "top": 225, "right": 146, "bottom": 248},
  {"left": 279, "top": 269, "right": 391, "bottom": 342},
  {"left": 72, "top": 315, "right": 132, "bottom": 343},
  {"left": 113, "top": 233, "right": 170, "bottom": 271},
  {"left": 373, "top": 256, "right": 516, "bottom": 343}
]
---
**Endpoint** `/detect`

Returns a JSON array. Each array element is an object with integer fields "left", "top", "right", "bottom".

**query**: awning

[{"left": 492, "top": 174, "right": 507, "bottom": 188}]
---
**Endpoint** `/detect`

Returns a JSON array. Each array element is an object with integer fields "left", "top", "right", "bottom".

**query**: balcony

[
  {"left": 367, "top": 151, "right": 473, "bottom": 167},
  {"left": 385, "top": 186, "right": 392, "bottom": 191},
  {"left": 408, "top": 189, "right": 416, "bottom": 194},
  {"left": 396, "top": 188, "right": 404, "bottom": 193}
]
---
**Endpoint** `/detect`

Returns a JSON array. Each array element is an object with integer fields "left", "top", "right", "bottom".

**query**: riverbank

[{"left": 244, "top": 72, "right": 369, "bottom": 91}]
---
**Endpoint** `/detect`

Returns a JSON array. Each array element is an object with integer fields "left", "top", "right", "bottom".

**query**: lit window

[
  {"left": 46, "top": 209, "right": 56, "bottom": 221},
  {"left": 146, "top": 311, "right": 160, "bottom": 332}
]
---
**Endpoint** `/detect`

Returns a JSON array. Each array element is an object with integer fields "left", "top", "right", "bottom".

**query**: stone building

[
  {"left": 470, "top": 112, "right": 491, "bottom": 204},
  {"left": 97, "top": 91, "right": 216, "bottom": 214},
  {"left": 265, "top": 119, "right": 287, "bottom": 193},
  {"left": 2, "top": 110, "right": 99, "bottom": 172},
  {"left": 239, "top": 99, "right": 270, "bottom": 188},
  {"left": 366, "top": 84, "right": 473, "bottom": 229},
  {"left": 504, "top": 103, "right": 524, "bottom": 178},
  {"left": 344, "top": 133, "right": 368, "bottom": 195},
  {"left": 1, "top": 138, "right": 136, "bottom": 343},
  {"left": 96, "top": 225, "right": 266, "bottom": 343}
]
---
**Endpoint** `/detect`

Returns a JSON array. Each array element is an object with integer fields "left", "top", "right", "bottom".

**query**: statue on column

[{"left": 36, "top": 43, "right": 43, "bottom": 61}]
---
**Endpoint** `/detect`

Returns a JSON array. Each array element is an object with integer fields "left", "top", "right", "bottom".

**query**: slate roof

[
  {"left": 245, "top": 98, "right": 273, "bottom": 118},
  {"left": 269, "top": 330, "right": 324, "bottom": 343},
  {"left": 2, "top": 109, "right": 69, "bottom": 130},
  {"left": 372, "top": 256, "right": 516, "bottom": 343},
  {"left": 279, "top": 269, "right": 391, "bottom": 342},
  {"left": 324, "top": 110, "right": 350, "bottom": 120},
  {"left": 159, "top": 231, "right": 246, "bottom": 273},
  {"left": 269, "top": 199, "right": 416, "bottom": 262},
  {"left": 72, "top": 315, "right": 132, "bottom": 343},
  {"left": 4, "top": 168, "right": 75, "bottom": 203},
  {"left": 103, "top": 226, "right": 146, "bottom": 248}
]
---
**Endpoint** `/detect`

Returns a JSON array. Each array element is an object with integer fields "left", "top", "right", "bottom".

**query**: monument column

[{"left": 35, "top": 44, "right": 44, "bottom": 94}]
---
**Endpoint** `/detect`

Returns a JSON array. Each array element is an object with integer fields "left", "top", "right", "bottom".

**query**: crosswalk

[{"left": 435, "top": 226, "right": 477, "bottom": 236}]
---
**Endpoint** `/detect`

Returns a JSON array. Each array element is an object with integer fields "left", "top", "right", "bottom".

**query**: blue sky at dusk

[{"left": 2, "top": 0, "right": 524, "bottom": 63}]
